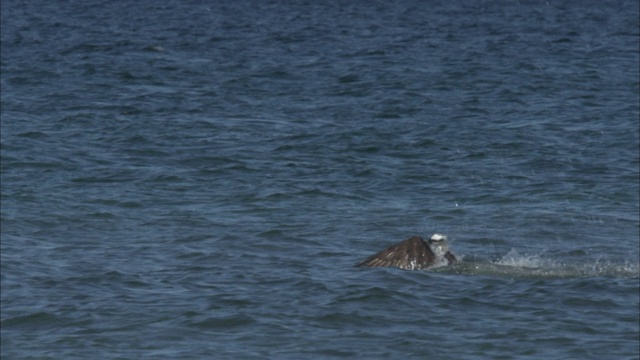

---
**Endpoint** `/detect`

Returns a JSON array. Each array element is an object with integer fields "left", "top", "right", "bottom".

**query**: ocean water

[{"left": 1, "top": 0, "right": 639, "bottom": 359}]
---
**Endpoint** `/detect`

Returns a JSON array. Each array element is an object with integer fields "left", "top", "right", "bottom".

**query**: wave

[{"left": 438, "top": 248, "right": 640, "bottom": 279}]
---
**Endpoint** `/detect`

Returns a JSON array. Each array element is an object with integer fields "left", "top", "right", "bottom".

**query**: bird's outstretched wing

[{"left": 356, "top": 236, "right": 438, "bottom": 270}]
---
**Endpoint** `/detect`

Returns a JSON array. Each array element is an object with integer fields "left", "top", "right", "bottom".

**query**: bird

[{"left": 356, "top": 234, "right": 457, "bottom": 270}]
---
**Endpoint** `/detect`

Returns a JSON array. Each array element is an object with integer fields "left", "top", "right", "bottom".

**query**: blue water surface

[{"left": 1, "top": 0, "right": 639, "bottom": 359}]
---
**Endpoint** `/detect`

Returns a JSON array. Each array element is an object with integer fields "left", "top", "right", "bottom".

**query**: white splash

[
  {"left": 496, "top": 248, "right": 544, "bottom": 268},
  {"left": 449, "top": 248, "right": 640, "bottom": 279}
]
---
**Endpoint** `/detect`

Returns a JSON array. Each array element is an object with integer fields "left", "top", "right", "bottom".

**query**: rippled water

[{"left": 2, "top": 0, "right": 639, "bottom": 359}]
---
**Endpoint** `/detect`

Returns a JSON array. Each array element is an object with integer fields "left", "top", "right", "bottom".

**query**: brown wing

[{"left": 356, "top": 236, "right": 437, "bottom": 270}]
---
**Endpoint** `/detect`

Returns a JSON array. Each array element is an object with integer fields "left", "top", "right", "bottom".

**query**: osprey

[{"left": 356, "top": 234, "right": 457, "bottom": 270}]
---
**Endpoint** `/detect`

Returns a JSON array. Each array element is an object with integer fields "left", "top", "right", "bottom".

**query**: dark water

[{"left": 2, "top": 0, "right": 639, "bottom": 359}]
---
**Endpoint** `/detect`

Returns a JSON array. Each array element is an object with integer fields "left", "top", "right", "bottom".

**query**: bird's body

[{"left": 356, "top": 234, "right": 457, "bottom": 270}]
